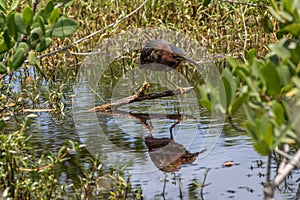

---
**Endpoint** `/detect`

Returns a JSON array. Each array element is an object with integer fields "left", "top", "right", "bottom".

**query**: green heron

[
  {"left": 139, "top": 39, "right": 199, "bottom": 90},
  {"left": 140, "top": 39, "right": 199, "bottom": 70}
]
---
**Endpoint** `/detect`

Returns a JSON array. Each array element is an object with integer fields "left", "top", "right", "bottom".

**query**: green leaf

[
  {"left": 261, "top": 62, "right": 281, "bottom": 97},
  {"left": 14, "top": 13, "right": 27, "bottom": 34},
  {"left": 283, "top": 23, "right": 300, "bottom": 35},
  {"left": 291, "top": 0, "right": 300, "bottom": 11},
  {"left": 38, "top": 16, "right": 45, "bottom": 34},
  {"left": 226, "top": 57, "right": 238, "bottom": 68},
  {"left": 0, "top": 11, "right": 5, "bottom": 27},
  {"left": 34, "top": 58, "right": 47, "bottom": 80},
  {"left": 45, "top": 1, "right": 54, "bottom": 13},
  {"left": 23, "top": 6, "right": 34, "bottom": 26},
  {"left": 271, "top": 101, "right": 285, "bottom": 125},
  {"left": 283, "top": 0, "right": 292, "bottom": 12},
  {"left": 269, "top": 40, "right": 291, "bottom": 59},
  {"left": 29, "top": 51, "right": 36, "bottom": 65},
  {"left": 6, "top": 12, "right": 17, "bottom": 38},
  {"left": 30, "top": 27, "right": 43, "bottom": 44},
  {"left": 221, "top": 68, "right": 236, "bottom": 113},
  {"left": 263, "top": 121, "right": 274, "bottom": 149},
  {"left": 203, "top": 0, "right": 212, "bottom": 7},
  {"left": 280, "top": 10, "right": 293, "bottom": 21},
  {"left": 29, "top": 51, "right": 47, "bottom": 80},
  {"left": 293, "top": 77, "right": 300, "bottom": 88},
  {"left": 49, "top": 8, "right": 61, "bottom": 25},
  {"left": 268, "top": 6, "right": 285, "bottom": 22},
  {"left": 254, "top": 141, "right": 270, "bottom": 156},
  {"left": 0, "top": 0, "right": 7, "bottom": 11},
  {"left": 198, "top": 86, "right": 212, "bottom": 110},
  {"left": 261, "top": 15, "right": 274, "bottom": 33},
  {"left": 63, "top": 0, "right": 74, "bottom": 7},
  {"left": 10, "top": 0, "right": 19, "bottom": 11},
  {"left": 245, "top": 120, "right": 259, "bottom": 141},
  {"left": 243, "top": 104, "right": 256, "bottom": 125},
  {"left": 18, "top": 42, "right": 29, "bottom": 52},
  {"left": 11, "top": 47, "right": 26, "bottom": 70},
  {"left": 49, "top": 18, "right": 78, "bottom": 38},
  {"left": 231, "top": 89, "right": 249, "bottom": 114},
  {"left": 0, "top": 118, "right": 5, "bottom": 131},
  {"left": 35, "top": 37, "right": 52, "bottom": 52},
  {"left": 245, "top": 49, "right": 257, "bottom": 63},
  {"left": 276, "top": 65, "right": 291, "bottom": 86},
  {"left": 0, "top": 29, "right": 11, "bottom": 53},
  {"left": 290, "top": 42, "right": 300, "bottom": 64},
  {"left": 37, "top": 1, "right": 54, "bottom": 23},
  {"left": 0, "top": 61, "right": 6, "bottom": 74}
]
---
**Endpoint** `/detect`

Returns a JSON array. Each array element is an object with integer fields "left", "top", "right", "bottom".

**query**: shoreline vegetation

[{"left": 0, "top": 0, "right": 299, "bottom": 199}]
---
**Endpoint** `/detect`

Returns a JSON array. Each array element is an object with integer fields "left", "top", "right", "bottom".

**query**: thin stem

[{"left": 222, "top": 0, "right": 267, "bottom": 8}]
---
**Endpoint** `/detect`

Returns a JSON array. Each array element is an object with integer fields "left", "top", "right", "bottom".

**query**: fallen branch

[{"left": 91, "top": 83, "right": 194, "bottom": 112}]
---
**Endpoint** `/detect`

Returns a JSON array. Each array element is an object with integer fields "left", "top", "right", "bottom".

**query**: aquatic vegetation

[{"left": 0, "top": 0, "right": 299, "bottom": 199}]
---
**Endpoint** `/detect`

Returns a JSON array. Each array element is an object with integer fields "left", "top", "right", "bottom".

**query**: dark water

[{"left": 24, "top": 78, "right": 298, "bottom": 200}]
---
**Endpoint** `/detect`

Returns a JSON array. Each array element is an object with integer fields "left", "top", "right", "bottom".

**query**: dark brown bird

[{"left": 140, "top": 39, "right": 199, "bottom": 71}]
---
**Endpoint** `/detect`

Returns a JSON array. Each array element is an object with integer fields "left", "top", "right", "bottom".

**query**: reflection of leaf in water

[{"left": 145, "top": 136, "right": 202, "bottom": 172}]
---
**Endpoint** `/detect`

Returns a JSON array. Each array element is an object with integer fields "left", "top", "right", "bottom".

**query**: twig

[
  {"left": 200, "top": 168, "right": 210, "bottom": 200},
  {"left": 264, "top": 148, "right": 300, "bottom": 199},
  {"left": 19, "top": 147, "right": 75, "bottom": 172},
  {"left": 0, "top": 73, "right": 6, "bottom": 80},
  {"left": 264, "top": 153, "right": 274, "bottom": 200},
  {"left": 28, "top": 0, "right": 149, "bottom": 62},
  {"left": 162, "top": 174, "right": 167, "bottom": 200},
  {"left": 22, "top": 108, "right": 55, "bottom": 112},
  {"left": 241, "top": 7, "right": 248, "bottom": 62},
  {"left": 55, "top": 0, "right": 72, "bottom": 8},
  {"left": 275, "top": 145, "right": 292, "bottom": 161},
  {"left": 295, "top": 182, "right": 300, "bottom": 200},
  {"left": 222, "top": 0, "right": 268, "bottom": 8},
  {"left": 273, "top": 149, "right": 300, "bottom": 186},
  {"left": 32, "top": 0, "right": 39, "bottom": 14}
]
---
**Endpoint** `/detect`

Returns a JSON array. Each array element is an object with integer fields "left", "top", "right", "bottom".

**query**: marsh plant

[
  {"left": 0, "top": 117, "right": 143, "bottom": 199},
  {"left": 0, "top": 0, "right": 300, "bottom": 199}
]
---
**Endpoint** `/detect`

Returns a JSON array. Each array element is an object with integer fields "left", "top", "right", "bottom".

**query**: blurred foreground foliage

[{"left": 198, "top": 0, "right": 300, "bottom": 155}]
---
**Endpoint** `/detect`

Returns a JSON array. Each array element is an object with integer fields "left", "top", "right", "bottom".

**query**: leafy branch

[
  {"left": 198, "top": 0, "right": 300, "bottom": 198},
  {"left": 0, "top": 0, "right": 79, "bottom": 76}
]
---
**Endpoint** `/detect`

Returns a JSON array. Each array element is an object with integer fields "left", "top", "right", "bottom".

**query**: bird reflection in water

[
  {"left": 134, "top": 114, "right": 205, "bottom": 172},
  {"left": 145, "top": 135, "right": 201, "bottom": 172}
]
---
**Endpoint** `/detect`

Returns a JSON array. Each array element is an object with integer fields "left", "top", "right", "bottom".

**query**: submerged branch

[{"left": 227, "top": 115, "right": 245, "bottom": 132}]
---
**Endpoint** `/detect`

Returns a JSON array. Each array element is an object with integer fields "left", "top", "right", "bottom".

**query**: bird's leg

[
  {"left": 143, "top": 69, "right": 149, "bottom": 84},
  {"left": 165, "top": 72, "right": 185, "bottom": 94},
  {"left": 132, "top": 68, "right": 136, "bottom": 92}
]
